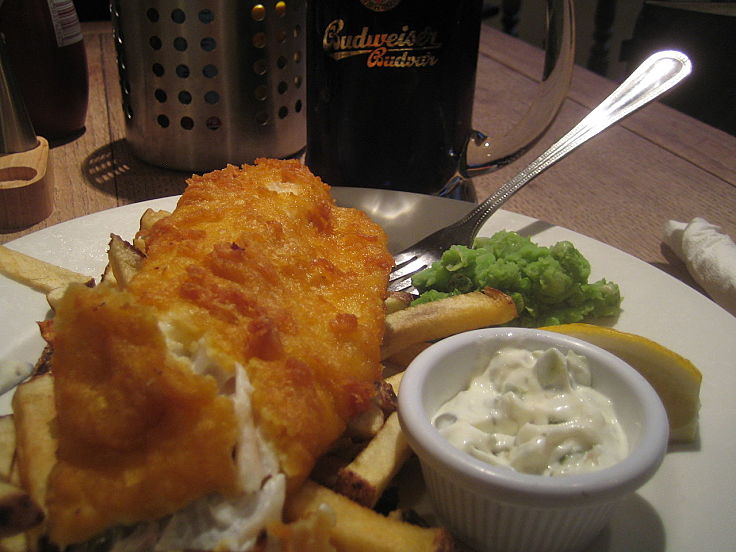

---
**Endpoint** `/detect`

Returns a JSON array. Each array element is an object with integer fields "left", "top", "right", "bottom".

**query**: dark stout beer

[
  {"left": 306, "top": 0, "right": 483, "bottom": 195},
  {"left": 0, "top": 0, "right": 88, "bottom": 142}
]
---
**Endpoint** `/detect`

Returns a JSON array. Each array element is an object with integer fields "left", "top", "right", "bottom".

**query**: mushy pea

[{"left": 411, "top": 231, "right": 621, "bottom": 327}]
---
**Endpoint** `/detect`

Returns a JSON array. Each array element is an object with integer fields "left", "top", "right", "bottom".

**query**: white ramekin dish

[{"left": 398, "top": 327, "right": 668, "bottom": 552}]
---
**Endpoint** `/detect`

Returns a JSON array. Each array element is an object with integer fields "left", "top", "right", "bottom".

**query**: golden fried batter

[{"left": 46, "top": 159, "right": 393, "bottom": 546}]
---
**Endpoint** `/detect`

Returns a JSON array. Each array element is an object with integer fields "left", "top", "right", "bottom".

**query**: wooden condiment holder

[{"left": 0, "top": 137, "right": 53, "bottom": 229}]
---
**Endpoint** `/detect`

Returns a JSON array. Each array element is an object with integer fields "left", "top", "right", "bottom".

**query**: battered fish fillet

[{"left": 45, "top": 159, "right": 393, "bottom": 547}]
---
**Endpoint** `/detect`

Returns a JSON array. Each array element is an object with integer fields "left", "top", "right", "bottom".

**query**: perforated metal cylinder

[{"left": 111, "top": 0, "right": 306, "bottom": 172}]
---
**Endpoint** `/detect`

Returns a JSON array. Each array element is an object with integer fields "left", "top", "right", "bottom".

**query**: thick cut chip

[
  {"left": 106, "top": 234, "right": 145, "bottom": 288},
  {"left": 10, "top": 374, "right": 56, "bottom": 548},
  {"left": 133, "top": 208, "right": 171, "bottom": 252},
  {"left": 0, "top": 246, "right": 92, "bottom": 294},
  {"left": 381, "top": 288, "right": 517, "bottom": 359},
  {"left": 285, "top": 480, "right": 453, "bottom": 552},
  {"left": 0, "top": 416, "right": 16, "bottom": 481},
  {"left": 0, "top": 245, "right": 94, "bottom": 310},
  {"left": 334, "top": 412, "right": 411, "bottom": 508}
]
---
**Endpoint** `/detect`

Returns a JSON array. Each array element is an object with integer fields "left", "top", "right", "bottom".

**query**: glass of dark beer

[{"left": 305, "top": 0, "right": 575, "bottom": 199}]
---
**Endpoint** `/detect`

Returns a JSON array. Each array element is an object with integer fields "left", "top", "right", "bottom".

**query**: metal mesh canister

[{"left": 111, "top": 0, "right": 306, "bottom": 172}]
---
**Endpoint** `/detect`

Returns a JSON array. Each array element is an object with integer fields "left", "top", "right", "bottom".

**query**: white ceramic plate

[{"left": 1, "top": 188, "right": 734, "bottom": 552}]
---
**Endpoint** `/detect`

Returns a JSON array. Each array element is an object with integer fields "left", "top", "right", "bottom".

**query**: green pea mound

[{"left": 411, "top": 230, "right": 622, "bottom": 327}]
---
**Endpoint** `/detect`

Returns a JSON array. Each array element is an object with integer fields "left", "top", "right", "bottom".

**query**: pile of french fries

[{"left": 0, "top": 208, "right": 518, "bottom": 551}]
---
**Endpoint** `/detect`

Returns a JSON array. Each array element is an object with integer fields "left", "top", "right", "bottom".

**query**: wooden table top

[{"left": 2, "top": 21, "right": 735, "bottom": 301}]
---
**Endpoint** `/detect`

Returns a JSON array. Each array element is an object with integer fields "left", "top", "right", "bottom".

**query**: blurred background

[
  {"left": 481, "top": 0, "right": 735, "bottom": 135},
  {"left": 71, "top": 0, "right": 735, "bottom": 135}
]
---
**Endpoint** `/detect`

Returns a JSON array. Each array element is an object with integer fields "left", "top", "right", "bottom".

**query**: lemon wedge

[{"left": 540, "top": 323, "right": 702, "bottom": 442}]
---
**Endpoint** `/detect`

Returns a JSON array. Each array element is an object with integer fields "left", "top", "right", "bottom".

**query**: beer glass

[{"left": 305, "top": 0, "right": 575, "bottom": 199}]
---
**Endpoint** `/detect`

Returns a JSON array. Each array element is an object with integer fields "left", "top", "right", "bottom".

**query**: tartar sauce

[{"left": 432, "top": 346, "right": 628, "bottom": 476}]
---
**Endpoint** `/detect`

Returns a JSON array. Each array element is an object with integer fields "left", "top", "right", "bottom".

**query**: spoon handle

[{"left": 457, "top": 50, "right": 692, "bottom": 239}]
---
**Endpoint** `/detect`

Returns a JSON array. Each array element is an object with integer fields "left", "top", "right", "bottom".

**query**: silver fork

[{"left": 388, "top": 50, "right": 692, "bottom": 294}]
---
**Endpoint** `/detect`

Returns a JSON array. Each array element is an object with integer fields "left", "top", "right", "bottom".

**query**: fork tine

[
  {"left": 392, "top": 250, "right": 419, "bottom": 267},
  {"left": 388, "top": 277, "right": 417, "bottom": 294},
  {"left": 388, "top": 257, "right": 430, "bottom": 282}
]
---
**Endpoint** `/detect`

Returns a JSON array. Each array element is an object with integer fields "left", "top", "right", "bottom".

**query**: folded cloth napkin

[{"left": 663, "top": 217, "right": 736, "bottom": 317}]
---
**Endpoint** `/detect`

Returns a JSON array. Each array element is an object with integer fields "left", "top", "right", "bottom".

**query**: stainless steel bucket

[{"left": 111, "top": 0, "right": 306, "bottom": 172}]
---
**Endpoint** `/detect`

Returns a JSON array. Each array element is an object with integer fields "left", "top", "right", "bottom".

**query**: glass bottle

[{"left": 0, "top": 0, "right": 89, "bottom": 142}]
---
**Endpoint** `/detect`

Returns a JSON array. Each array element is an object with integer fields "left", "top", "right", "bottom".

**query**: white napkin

[{"left": 663, "top": 217, "right": 736, "bottom": 317}]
